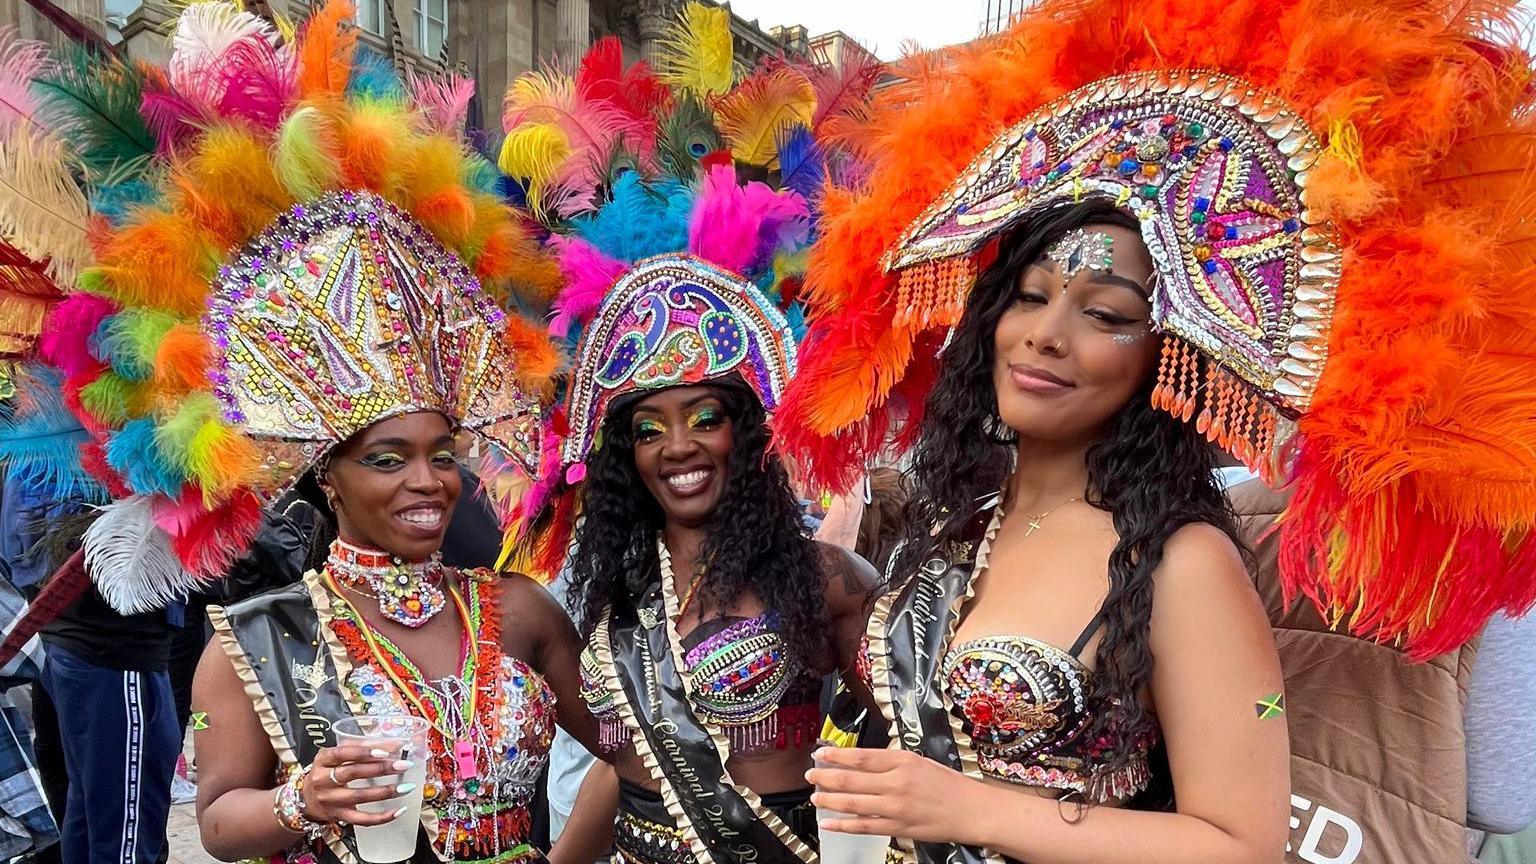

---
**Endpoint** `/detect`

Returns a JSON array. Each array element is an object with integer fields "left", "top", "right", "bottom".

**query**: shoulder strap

[{"left": 1067, "top": 612, "right": 1104, "bottom": 659}]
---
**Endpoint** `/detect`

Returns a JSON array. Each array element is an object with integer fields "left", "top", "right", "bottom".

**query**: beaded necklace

[
  {"left": 324, "top": 569, "right": 504, "bottom": 799},
  {"left": 328, "top": 539, "right": 447, "bottom": 627}
]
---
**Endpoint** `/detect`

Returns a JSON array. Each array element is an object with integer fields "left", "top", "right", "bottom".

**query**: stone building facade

[{"left": 3, "top": 0, "right": 813, "bottom": 135}]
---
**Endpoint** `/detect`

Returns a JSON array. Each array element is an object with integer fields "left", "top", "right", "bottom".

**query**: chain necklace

[
  {"left": 328, "top": 538, "right": 446, "bottom": 627},
  {"left": 1021, "top": 497, "right": 1081, "bottom": 537}
]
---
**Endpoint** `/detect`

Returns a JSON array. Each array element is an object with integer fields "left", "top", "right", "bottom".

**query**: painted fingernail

[
  {"left": 369, "top": 748, "right": 390, "bottom": 758},
  {"left": 391, "top": 805, "right": 409, "bottom": 819},
  {"left": 392, "top": 760, "right": 413, "bottom": 772},
  {"left": 395, "top": 782, "right": 417, "bottom": 794}
]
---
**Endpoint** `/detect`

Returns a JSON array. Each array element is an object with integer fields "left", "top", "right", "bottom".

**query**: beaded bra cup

[{"left": 582, "top": 611, "right": 821, "bottom": 755}]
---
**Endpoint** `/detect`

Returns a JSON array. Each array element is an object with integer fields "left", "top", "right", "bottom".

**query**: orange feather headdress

[
  {"left": 776, "top": 0, "right": 1536, "bottom": 657},
  {"left": 21, "top": 0, "right": 562, "bottom": 612}
]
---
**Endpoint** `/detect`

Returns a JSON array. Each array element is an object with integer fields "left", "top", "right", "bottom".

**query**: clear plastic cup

[
  {"left": 814, "top": 749, "right": 891, "bottom": 864},
  {"left": 331, "top": 715, "right": 430, "bottom": 863}
]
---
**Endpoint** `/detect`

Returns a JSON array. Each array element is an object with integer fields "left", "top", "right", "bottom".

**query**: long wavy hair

[
  {"left": 566, "top": 375, "right": 828, "bottom": 657},
  {"left": 892, "top": 199, "right": 1240, "bottom": 787}
]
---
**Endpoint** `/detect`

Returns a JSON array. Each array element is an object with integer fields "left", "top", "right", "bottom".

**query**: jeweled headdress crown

[
  {"left": 776, "top": 0, "right": 1536, "bottom": 656},
  {"left": 28, "top": 0, "right": 561, "bottom": 610},
  {"left": 497, "top": 1, "right": 881, "bottom": 574}
]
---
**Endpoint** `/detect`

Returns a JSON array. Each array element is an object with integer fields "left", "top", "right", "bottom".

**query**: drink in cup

[
  {"left": 331, "top": 715, "right": 430, "bottom": 863},
  {"left": 814, "top": 748, "right": 891, "bottom": 864}
]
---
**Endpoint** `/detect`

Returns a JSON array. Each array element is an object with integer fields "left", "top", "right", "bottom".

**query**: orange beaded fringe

[
  {"left": 1152, "top": 338, "right": 1279, "bottom": 482},
  {"left": 894, "top": 256, "right": 976, "bottom": 330}
]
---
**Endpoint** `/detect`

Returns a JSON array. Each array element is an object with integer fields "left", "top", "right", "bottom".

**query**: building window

[
  {"left": 414, "top": 0, "right": 447, "bottom": 58},
  {"left": 356, "top": 0, "right": 385, "bottom": 36}
]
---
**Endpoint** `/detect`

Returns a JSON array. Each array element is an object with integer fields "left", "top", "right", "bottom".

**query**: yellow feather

[
  {"left": 497, "top": 122, "right": 570, "bottom": 214},
  {"left": 272, "top": 10, "right": 298, "bottom": 43},
  {"left": 0, "top": 127, "right": 91, "bottom": 288},
  {"left": 715, "top": 67, "right": 815, "bottom": 168},
  {"left": 657, "top": 2, "right": 734, "bottom": 98},
  {"left": 272, "top": 105, "right": 342, "bottom": 200}
]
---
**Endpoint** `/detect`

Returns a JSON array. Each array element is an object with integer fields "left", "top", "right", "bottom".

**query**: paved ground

[{"left": 166, "top": 803, "right": 217, "bottom": 864}]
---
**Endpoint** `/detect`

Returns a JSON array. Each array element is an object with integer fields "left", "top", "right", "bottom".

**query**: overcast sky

[
  {"left": 727, "top": 0, "right": 1536, "bottom": 58},
  {"left": 726, "top": 0, "right": 994, "bottom": 59}
]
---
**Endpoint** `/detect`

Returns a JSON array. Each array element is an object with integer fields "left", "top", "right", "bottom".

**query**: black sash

[
  {"left": 870, "top": 504, "right": 1002, "bottom": 864},
  {"left": 211, "top": 576, "right": 363, "bottom": 863},
  {"left": 592, "top": 553, "right": 816, "bottom": 864}
]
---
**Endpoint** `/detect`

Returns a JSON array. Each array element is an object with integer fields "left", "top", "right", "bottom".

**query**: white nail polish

[
  {"left": 369, "top": 748, "right": 389, "bottom": 758},
  {"left": 391, "top": 805, "right": 408, "bottom": 819},
  {"left": 395, "top": 782, "right": 416, "bottom": 795},
  {"left": 392, "top": 760, "right": 413, "bottom": 772}
]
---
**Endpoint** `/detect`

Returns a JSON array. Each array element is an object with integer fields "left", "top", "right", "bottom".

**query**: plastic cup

[
  {"left": 814, "top": 749, "right": 891, "bottom": 864},
  {"left": 331, "top": 715, "right": 430, "bottom": 863}
]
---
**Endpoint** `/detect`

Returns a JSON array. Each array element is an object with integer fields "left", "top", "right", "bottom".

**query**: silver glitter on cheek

[{"left": 1109, "top": 331, "right": 1149, "bottom": 346}]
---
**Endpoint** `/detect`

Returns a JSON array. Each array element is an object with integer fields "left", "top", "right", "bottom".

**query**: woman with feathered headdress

[
  {"left": 10, "top": 2, "right": 632, "bottom": 860},
  {"left": 499, "top": 4, "right": 884, "bottom": 861},
  {"left": 784, "top": 0, "right": 1536, "bottom": 862}
]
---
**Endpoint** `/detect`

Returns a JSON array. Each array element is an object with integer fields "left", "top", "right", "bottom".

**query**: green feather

[
  {"left": 657, "top": 95, "right": 722, "bottom": 183},
  {"left": 153, "top": 391, "right": 221, "bottom": 471},
  {"left": 99, "top": 309, "right": 177, "bottom": 381},
  {"left": 32, "top": 46, "right": 155, "bottom": 182},
  {"left": 273, "top": 106, "right": 341, "bottom": 201},
  {"left": 78, "top": 370, "right": 141, "bottom": 427},
  {"left": 600, "top": 141, "right": 644, "bottom": 196}
]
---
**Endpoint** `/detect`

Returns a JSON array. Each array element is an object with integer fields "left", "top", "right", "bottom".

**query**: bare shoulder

[
  {"left": 494, "top": 571, "right": 567, "bottom": 623},
  {"left": 1153, "top": 523, "right": 1250, "bottom": 597},
  {"left": 1149, "top": 522, "right": 1271, "bottom": 648}
]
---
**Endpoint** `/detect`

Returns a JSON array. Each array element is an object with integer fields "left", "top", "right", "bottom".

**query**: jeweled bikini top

[
  {"left": 941, "top": 614, "right": 1157, "bottom": 802},
  {"left": 582, "top": 611, "right": 821, "bottom": 754}
]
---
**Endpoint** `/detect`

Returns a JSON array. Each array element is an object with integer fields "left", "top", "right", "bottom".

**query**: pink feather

[
  {"left": 150, "top": 486, "right": 210, "bottom": 537},
  {"left": 409, "top": 69, "right": 473, "bottom": 134},
  {"left": 794, "top": 46, "right": 883, "bottom": 132},
  {"left": 688, "top": 164, "right": 809, "bottom": 276},
  {"left": 162, "top": 487, "right": 262, "bottom": 578},
  {"left": 507, "top": 422, "right": 563, "bottom": 534},
  {"left": 215, "top": 38, "right": 296, "bottom": 133},
  {"left": 40, "top": 293, "right": 118, "bottom": 376},
  {"left": 504, "top": 69, "right": 654, "bottom": 216},
  {"left": 0, "top": 30, "right": 47, "bottom": 135},
  {"left": 141, "top": 80, "right": 214, "bottom": 155},
  {"left": 574, "top": 37, "right": 667, "bottom": 155},
  {"left": 547, "top": 234, "right": 628, "bottom": 337}
]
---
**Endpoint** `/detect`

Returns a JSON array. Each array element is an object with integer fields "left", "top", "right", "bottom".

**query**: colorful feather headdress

[
  {"left": 498, "top": 2, "right": 882, "bottom": 574},
  {"left": 776, "top": 0, "right": 1536, "bottom": 658},
  {"left": 19, "top": 0, "right": 562, "bottom": 612},
  {"left": 0, "top": 29, "right": 100, "bottom": 505}
]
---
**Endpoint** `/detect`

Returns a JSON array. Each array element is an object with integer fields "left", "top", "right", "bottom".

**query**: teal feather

[
  {"left": 346, "top": 49, "right": 405, "bottom": 102},
  {"left": 105, "top": 417, "right": 184, "bottom": 497},
  {"left": 89, "top": 177, "right": 161, "bottom": 226},
  {"left": 96, "top": 310, "right": 175, "bottom": 382},
  {"left": 461, "top": 152, "right": 501, "bottom": 196},
  {"left": 31, "top": 46, "right": 155, "bottom": 182},
  {"left": 0, "top": 365, "right": 104, "bottom": 502},
  {"left": 571, "top": 173, "right": 693, "bottom": 263}
]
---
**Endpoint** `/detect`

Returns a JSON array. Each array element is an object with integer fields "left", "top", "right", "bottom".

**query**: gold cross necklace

[{"left": 1023, "top": 497, "right": 1080, "bottom": 536}]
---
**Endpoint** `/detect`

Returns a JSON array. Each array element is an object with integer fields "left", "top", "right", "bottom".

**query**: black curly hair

[
  {"left": 565, "top": 375, "right": 829, "bottom": 659},
  {"left": 891, "top": 199, "right": 1241, "bottom": 788}
]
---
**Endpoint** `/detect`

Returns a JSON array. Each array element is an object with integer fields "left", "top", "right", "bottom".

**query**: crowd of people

[{"left": 0, "top": 0, "right": 1534, "bottom": 862}]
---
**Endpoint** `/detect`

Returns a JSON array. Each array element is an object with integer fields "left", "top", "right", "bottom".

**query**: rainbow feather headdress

[
  {"left": 776, "top": 0, "right": 1536, "bottom": 657},
  {"left": 498, "top": 1, "right": 882, "bottom": 573},
  {"left": 18, "top": 0, "right": 562, "bottom": 612}
]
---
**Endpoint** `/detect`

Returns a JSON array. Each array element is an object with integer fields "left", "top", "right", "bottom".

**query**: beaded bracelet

[{"left": 273, "top": 765, "right": 328, "bottom": 842}]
